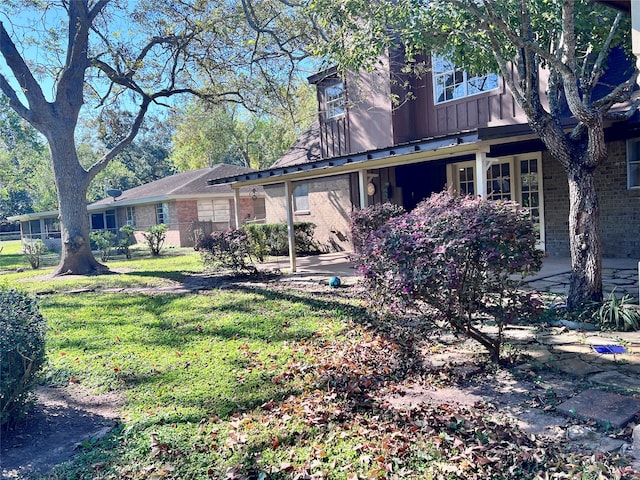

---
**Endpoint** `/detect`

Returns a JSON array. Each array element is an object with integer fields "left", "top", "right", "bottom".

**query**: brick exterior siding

[
  {"left": 264, "top": 174, "right": 353, "bottom": 252},
  {"left": 542, "top": 140, "right": 640, "bottom": 258}
]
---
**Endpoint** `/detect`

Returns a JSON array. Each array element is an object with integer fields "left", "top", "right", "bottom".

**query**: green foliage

[
  {"left": 22, "top": 239, "right": 47, "bottom": 269},
  {"left": 117, "top": 225, "right": 136, "bottom": 260},
  {"left": 0, "top": 288, "right": 46, "bottom": 428},
  {"left": 355, "top": 191, "right": 543, "bottom": 361},
  {"left": 142, "top": 224, "right": 168, "bottom": 257},
  {"left": 89, "top": 230, "right": 116, "bottom": 262},
  {"left": 198, "top": 229, "right": 257, "bottom": 274},
  {"left": 243, "top": 222, "right": 321, "bottom": 260},
  {"left": 349, "top": 202, "right": 405, "bottom": 254},
  {"left": 591, "top": 290, "right": 640, "bottom": 332}
]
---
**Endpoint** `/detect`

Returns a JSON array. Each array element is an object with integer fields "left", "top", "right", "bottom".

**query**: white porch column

[
  {"left": 475, "top": 151, "right": 488, "bottom": 199},
  {"left": 284, "top": 180, "right": 297, "bottom": 273},
  {"left": 233, "top": 187, "right": 241, "bottom": 229},
  {"left": 475, "top": 151, "right": 499, "bottom": 200},
  {"left": 357, "top": 169, "right": 368, "bottom": 208}
]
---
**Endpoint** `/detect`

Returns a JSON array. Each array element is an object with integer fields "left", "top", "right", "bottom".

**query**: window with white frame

[
  {"left": 432, "top": 54, "right": 499, "bottom": 104},
  {"left": 197, "top": 200, "right": 231, "bottom": 223},
  {"left": 627, "top": 138, "right": 640, "bottom": 188},
  {"left": 457, "top": 165, "right": 475, "bottom": 195},
  {"left": 126, "top": 206, "right": 136, "bottom": 226},
  {"left": 156, "top": 202, "right": 169, "bottom": 224},
  {"left": 486, "top": 162, "right": 512, "bottom": 201},
  {"left": 324, "top": 82, "right": 346, "bottom": 120},
  {"left": 293, "top": 184, "right": 309, "bottom": 213}
]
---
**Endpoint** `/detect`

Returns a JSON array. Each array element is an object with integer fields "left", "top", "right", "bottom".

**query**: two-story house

[{"left": 208, "top": 51, "right": 640, "bottom": 269}]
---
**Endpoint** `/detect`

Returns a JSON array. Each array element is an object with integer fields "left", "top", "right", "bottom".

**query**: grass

[{"left": 2, "top": 249, "right": 634, "bottom": 479}]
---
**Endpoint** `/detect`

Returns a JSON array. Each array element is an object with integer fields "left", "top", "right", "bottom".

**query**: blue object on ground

[
  {"left": 592, "top": 345, "right": 626, "bottom": 354},
  {"left": 328, "top": 276, "right": 341, "bottom": 288}
]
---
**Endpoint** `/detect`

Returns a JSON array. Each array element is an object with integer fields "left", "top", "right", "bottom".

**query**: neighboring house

[
  {"left": 10, "top": 164, "right": 266, "bottom": 249},
  {"left": 209, "top": 48, "right": 640, "bottom": 270}
]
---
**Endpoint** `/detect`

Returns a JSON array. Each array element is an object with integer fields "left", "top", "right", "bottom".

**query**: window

[
  {"left": 324, "top": 82, "right": 345, "bottom": 120},
  {"left": 126, "top": 206, "right": 136, "bottom": 226},
  {"left": 486, "top": 162, "right": 512, "bottom": 201},
  {"left": 293, "top": 184, "right": 309, "bottom": 213},
  {"left": 44, "top": 218, "right": 61, "bottom": 238},
  {"left": 458, "top": 166, "right": 475, "bottom": 195},
  {"left": 627, "top": 138, "right": 640, "bottom": 188},
  {"left": 432, "top": 55, "right": 499, "bottom": 104},
  {"left": 156, "top": 202, "right": 169, "bottom": 224},
  {"left": 197, "top": 200, "right": 231, "bottom": 223},
  {"left": 28, "top": 219, "right": 42, "bottom": 236},
  {"left": 105, "top": 209, "right": 117, "bottom": 233}
]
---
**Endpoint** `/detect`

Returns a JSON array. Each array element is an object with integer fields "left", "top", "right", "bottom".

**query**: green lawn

[{"left": 3, "top": 249, "right": 632, "bottom": 479}]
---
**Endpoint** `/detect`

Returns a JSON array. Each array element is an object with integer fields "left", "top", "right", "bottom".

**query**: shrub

[
  {"left": 199, "top": 229, "right": 257, "bottom": 274},
  {"left": 355, "top": 190, "right": 543, "bottom": 362},
  {"left": 591, "top": 290, "right": 640, "bottom": 331},
  {"left": 22, "top": 239, "right": 47, "bottom": 269},
  {"left": 117, "top": 225, "right": 136, "bottom": 260},
  {"left": 0, "top": 288, "right": 47, "bottom": 428},
  {"left": 142, "top": 224, "right": 168, "bottom": 256},
  {"left": 349, "top": 202, "right": 405, "bottom": 253},
  {"left": 243, "top": 222, "right": 321, "bottom": 260},
  {"left": 90, "top": 230, "right": 116, "bottom": 262}
]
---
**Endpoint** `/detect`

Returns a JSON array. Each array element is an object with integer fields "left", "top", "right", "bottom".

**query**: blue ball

[{"left": 328, "top": 276, "right": 341, "bottom": 288}]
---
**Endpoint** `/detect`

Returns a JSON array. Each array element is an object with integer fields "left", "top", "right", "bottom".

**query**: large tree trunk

[
  {"left": 566, "top": 166, "right": 603, "bottom": 309},
  {"left": 48, "top": 131, "right": 105, "bottom": 276}
]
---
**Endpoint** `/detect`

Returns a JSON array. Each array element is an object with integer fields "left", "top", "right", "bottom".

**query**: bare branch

[{"left": 0, "top": 21, "right": 48, "bottom": 115}]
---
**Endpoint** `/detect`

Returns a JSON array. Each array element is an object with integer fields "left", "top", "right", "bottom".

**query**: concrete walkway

[{"left": 262, "top": 252, "right": 640, "bottom": 302}]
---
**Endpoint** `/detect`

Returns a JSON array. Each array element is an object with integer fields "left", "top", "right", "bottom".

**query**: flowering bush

[
  {"left": 349, "top": 202, "right": 405, "bottom": 253},
  {"left": 199, "top": 229, "right": 257, "bottom": 274},
  {"left": 354, "top": 191, "right": 543, "bottom": 361}
]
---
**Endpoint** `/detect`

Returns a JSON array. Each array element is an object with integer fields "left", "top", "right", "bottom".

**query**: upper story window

[
  {"left": 324, "top": 82, "right": 346, "bottom": 120},
  {"left": 627, "top": 138, "right": 640, "bottom": 189},
  {"left": 432, "top": 55, "right": 499, "bottom": 104},
  {"left": 156, "top": 202, "right": 170, "bottom": 225}
]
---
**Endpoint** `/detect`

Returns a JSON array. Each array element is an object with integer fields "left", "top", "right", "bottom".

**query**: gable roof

[{"left": 91, "top": 163, "right": 258, "bottom": 207}]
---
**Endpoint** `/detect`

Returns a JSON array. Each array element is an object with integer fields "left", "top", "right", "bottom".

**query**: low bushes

[
  {"left": 353, "top": 191, "right": 543, "bottom": 361},
  {"left": 198, "top": 229, "right": 257, "bottom": 274},
  {"left": 243, "top": 222, "right": 321, "bottom": 260},
  {"left": 0, "top": 288, "right": 47, "bottom": 428},
  {"left": 142, "top": 224, "right": 168, "bottom": 256}
]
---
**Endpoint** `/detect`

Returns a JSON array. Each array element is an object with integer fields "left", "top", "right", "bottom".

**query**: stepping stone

[
  {"left": 588, "top": 371, "right": 640, "bottom": 391},
  {"left": 549, "top": 357, "right": 602, "bottom": 376},
  {"left": 556, "top": 389, "right": 640, "bottom": 428}
]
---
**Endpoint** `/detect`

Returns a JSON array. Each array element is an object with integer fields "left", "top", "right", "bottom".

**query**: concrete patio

[{"left": 264, "top": 252, "right": 640, "bottom": 302}]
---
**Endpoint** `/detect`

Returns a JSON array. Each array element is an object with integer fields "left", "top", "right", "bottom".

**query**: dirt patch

[{"left": 0, "top": 385, "right": 123, "bottom": 479}]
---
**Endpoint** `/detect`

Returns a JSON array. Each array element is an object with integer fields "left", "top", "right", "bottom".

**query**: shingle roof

[
  {"left": 270, "top": 122, "right": 322, "bottom": 168},
  {"left": 92, "top": 164, "right": 258, "bottom": 207}
]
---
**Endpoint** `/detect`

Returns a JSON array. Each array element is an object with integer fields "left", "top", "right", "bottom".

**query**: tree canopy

[
  {"left": 312, "top": 0, "right": 638, "bottom": 308},
  {"left": 0, "top": 0, "right": 319, "bottom": 274}
]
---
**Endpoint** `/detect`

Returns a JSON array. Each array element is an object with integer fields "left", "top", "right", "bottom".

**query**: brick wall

[
  {"left": 542, "top": 140, "right": 640, "bottom": 258},
  {"left": 264, "top": 174, "right": 353, "bottom": 252},
  {"left": 176, "top": 200, "right": 198, "bottom": 246}
]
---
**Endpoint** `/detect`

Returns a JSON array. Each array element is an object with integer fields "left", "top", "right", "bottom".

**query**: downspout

[{"left": 284, "top": 180, "right": 297, "bottom": 272}]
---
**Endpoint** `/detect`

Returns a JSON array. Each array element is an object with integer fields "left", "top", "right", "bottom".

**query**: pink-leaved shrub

[{"left": 353, "top": 190, "right": 543, "bottom": 361}]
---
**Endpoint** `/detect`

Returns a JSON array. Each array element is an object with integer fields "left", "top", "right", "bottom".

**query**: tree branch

[{"left": 0, "top": 22, "right": 47, "bottom": 117}]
